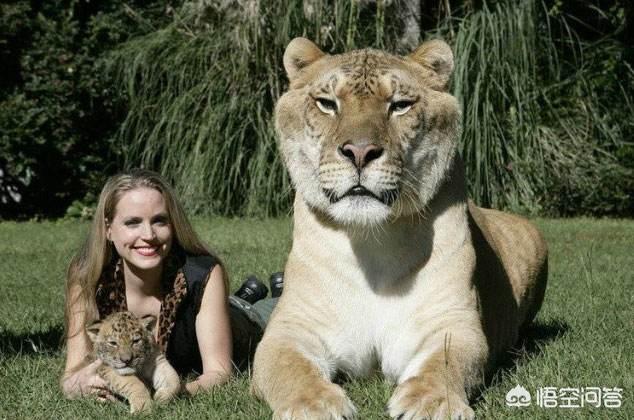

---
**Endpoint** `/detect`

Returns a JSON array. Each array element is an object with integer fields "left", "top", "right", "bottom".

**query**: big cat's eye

[
  {"left": 315, "top": 97, "right": 338, "bottom": 115},
  {"left": 107, "top": 340, "right": 118, "bottom": 346},
  {"left": 389, "top": 100, "right": 415, "bottom": 116}
]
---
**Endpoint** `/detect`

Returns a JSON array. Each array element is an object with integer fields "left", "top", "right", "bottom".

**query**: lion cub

[{"left": 86, "top": 311, "right": 180, "bottom": 413}]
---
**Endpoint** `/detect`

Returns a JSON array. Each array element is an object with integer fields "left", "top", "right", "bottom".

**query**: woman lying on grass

[{"left": 61, "top": 169, "right": 271, "bottom": 401}]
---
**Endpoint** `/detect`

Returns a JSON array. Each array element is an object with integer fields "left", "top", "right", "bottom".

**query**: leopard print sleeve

[{"left": 156, "top": 270, "right": 187, "bottom": 352}]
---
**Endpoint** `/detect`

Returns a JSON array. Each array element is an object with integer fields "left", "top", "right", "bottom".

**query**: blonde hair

[{"left": 64, "top": 169, "right": 225, "bottom": 338}]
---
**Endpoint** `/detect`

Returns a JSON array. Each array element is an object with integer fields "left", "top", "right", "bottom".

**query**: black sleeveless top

[
  {"left": 165, "top": 255, "right": 264, "bottom": 373},
  {"left": 96, "top": 253, "right": 262, "bottom": 375},
  {"left": 166, "top": 254, "right": 218, "bottom": 375}
]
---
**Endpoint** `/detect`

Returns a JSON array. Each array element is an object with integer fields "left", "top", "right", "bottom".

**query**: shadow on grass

[
  {"left": 514, "top": 318, "right": 570, "bottom": 357},
  {"left": 472, "top": 318, "right": 570, "bottom": 403},
  {"left": 0, "top": 324, "right": 64, "bottom": 355}
]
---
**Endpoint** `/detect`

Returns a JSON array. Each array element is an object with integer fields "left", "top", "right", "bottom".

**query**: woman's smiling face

[{"left": 107, "top": 187, "right": 173, "bottom": 273}]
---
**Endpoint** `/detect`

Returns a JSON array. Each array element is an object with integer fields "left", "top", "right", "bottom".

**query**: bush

[
  {"left": 2, "top": 0, "right": 631, "bottom": 218},
  {"left": 449, "top": 1, "right": 633, "bottom": 216},
  {"left": 112, "top": 0, "right": 632, "bottom": 217},
  {"left": 0, "top": 0, "right": 174, "bottom": 219}
]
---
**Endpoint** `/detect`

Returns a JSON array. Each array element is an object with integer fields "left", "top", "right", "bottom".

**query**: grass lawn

[{"left": 0, "top": 217, "right": 631, "bottom": 419}]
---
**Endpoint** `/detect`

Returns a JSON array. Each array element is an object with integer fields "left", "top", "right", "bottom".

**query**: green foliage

[
  {"left": 112, "top": 0, "right": 632, "bottom": 217},
  {"left": 449, "top": 1, "right": 634, "bottom": 215},
  {"left": 0, "top": 0, "right": 174, "bottom": 218},
  {"left": 2, "top": 0, "right": 632, "bottom": 218}
]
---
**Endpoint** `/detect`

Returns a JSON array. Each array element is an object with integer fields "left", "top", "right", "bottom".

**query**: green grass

[{"left": 0, "top": 218, "right": 632, "bottom": 419}]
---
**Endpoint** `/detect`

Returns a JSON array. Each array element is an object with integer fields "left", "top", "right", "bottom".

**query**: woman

[{"left": 61, "top": 169, "right": 266, "bottom": 400}]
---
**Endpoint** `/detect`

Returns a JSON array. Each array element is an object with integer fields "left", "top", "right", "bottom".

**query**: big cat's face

[{"left": 275, "top": 39, "right": 460, "bottom": 226}]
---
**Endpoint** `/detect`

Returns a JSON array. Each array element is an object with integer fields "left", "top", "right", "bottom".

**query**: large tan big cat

[
  {"left": 251, "top": 38, "right": 548, "bottom": 419},
  {"left": 86, "top": 311, "right": 180, "bottom": 413}
]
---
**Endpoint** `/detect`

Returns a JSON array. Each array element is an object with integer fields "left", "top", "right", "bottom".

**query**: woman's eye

[
  {"left": 124, "top": 219, "right": 140, "bottom": 226},
  {"left": 151, "top": 214, "right": 169, "bottom": 226},
  {"left": 389, "top": 100, "right": 415, "bottom": 116},
  {"left": 315, "top": 98, "right": 338, "bottom": 115}
]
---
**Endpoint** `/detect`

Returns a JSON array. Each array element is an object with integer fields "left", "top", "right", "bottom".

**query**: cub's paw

[
  {"left": 152, "top": 378, "right": 181, "bottom": 404},
  {"left": 273, "top": 383, "right": 356, "bottom": 420},
  {"left": 153, "top": 387, "right": 178, "bottom": 403},
  {"left": 129, "top": 399, "right": 153, "bottom": 414},
  {"left": 387, "top": 379, "right": 474, "bottom": 420}
]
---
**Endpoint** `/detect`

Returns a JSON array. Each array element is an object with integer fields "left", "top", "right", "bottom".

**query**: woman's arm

[
  {"left": 184, "top": 265, "right": 233, "bottom": 395},
  {"left": 61, "top": 284, "right": 112, "bottom": 399}
]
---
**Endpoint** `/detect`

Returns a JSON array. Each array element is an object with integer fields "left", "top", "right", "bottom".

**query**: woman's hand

[
  {"left": 61, "top": 359, "right": 115, "bottom": 401},
  {"left": 183, "top": 371, "right": 231, "bottom": 396}
]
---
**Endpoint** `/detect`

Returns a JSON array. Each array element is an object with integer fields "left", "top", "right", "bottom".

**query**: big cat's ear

[
  {"left": 408, "top": 39, "right": 454, "bottom": 91},
  {"left": 140, "top": 315, "right": 157, "bottom": 333},
  {"left": 86, "top": 320, "right": 102, "bottom": 343},
  {"left": 283, "top": 37, "right": 326, "bottom": 81}
]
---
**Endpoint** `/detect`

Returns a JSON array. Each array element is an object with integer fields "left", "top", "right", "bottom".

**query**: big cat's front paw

[
  {"left": 387, "top": 378, "right": 474, "bottom": 420},
  {"left": 273, "top": 382, "right": 356, "bottom": 420}
]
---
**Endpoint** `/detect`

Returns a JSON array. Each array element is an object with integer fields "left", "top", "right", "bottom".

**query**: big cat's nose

[{"left": 339, "top": 141, "right": 384, "bottom": 169}]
